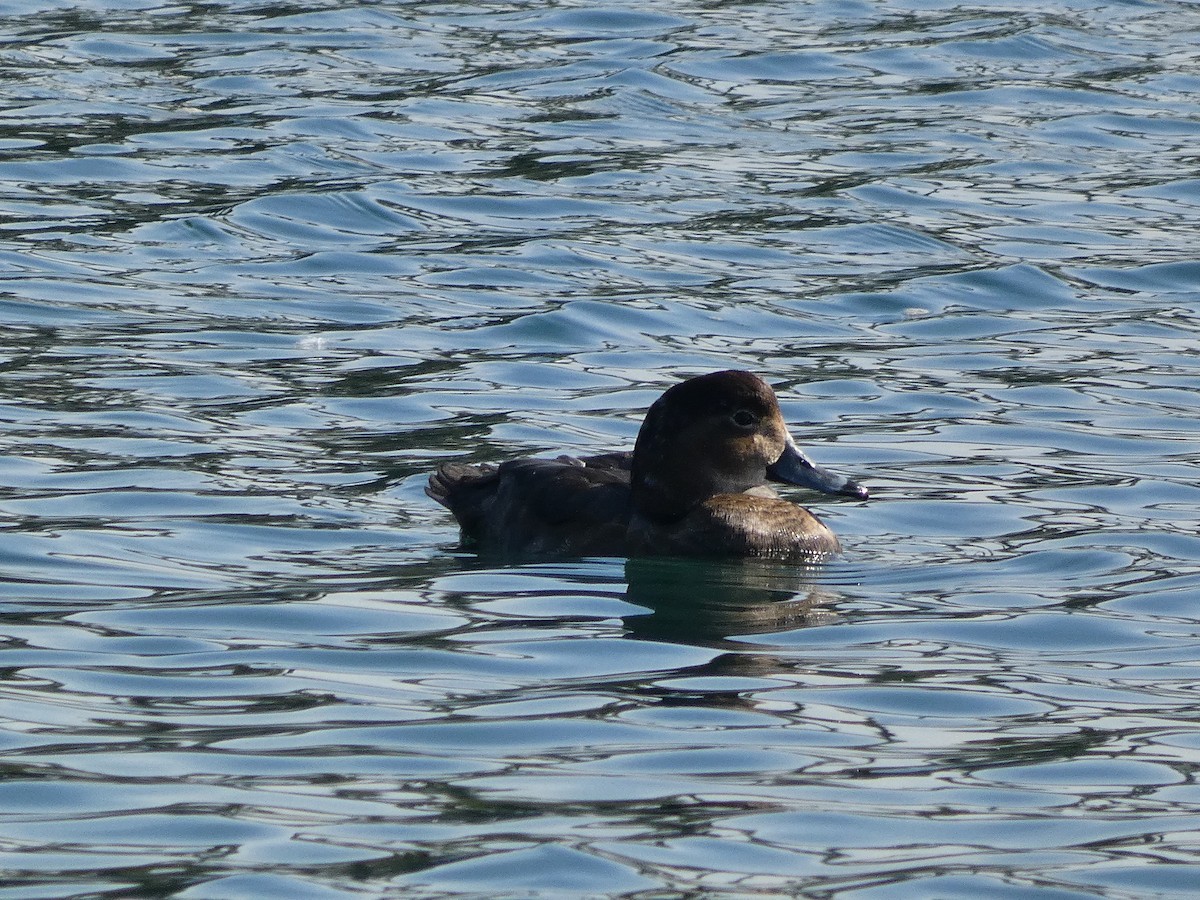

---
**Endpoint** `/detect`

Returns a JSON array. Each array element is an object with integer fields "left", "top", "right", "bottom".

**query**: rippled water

[{"left": 3, "top": 1, "right": 1200, "bottom": 896}]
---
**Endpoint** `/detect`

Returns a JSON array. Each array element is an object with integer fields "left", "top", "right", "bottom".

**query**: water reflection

[{"left": 622, "top": 555, "right": 838, "bottom": 645}]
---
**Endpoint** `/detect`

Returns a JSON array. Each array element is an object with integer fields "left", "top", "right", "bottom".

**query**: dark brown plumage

[{"left": 427, "top": 371, "right": 866, "bottom": 560}]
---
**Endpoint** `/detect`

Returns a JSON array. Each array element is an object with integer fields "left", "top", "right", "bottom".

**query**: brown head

[{"left": 630, "top": 370, "right": 866, "bottom": 521}]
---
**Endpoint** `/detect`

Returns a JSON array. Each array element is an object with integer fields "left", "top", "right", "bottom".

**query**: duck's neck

[
  {"left": 630, "top": 468, "right": 695, "bottom": 522},
  {"left": 633, "top": 457, "right": 772, "bottom": 521}
]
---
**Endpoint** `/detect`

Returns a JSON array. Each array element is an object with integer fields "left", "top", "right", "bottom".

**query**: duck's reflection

[{"left": 621, "top": 555, "right": 839, "bottom": 645}]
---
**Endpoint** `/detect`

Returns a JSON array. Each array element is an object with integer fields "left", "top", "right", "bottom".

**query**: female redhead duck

[{"left": 427, "top": 370, "right": 867, "bottom": 560}]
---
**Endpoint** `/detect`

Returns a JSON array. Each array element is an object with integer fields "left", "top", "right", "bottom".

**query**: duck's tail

[{"left": 425, "top": 462, "right": 499, "bottom": 540}]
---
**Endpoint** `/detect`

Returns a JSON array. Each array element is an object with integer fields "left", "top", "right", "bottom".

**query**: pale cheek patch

[{"left": 752, "top": 431, "right": 783, "bottom": 465}]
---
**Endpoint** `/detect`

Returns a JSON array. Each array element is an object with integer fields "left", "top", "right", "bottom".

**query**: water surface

[{"left": 2, "top": 1, "right": 1200, "bottom": 896}]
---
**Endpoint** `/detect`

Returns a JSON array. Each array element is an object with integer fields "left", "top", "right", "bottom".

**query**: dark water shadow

[
  {"left": 620, "top": 555, "right": 839, "bottom": 647},
  {"left": 413, "top": 542, "right": 842, "bottom": 651}
]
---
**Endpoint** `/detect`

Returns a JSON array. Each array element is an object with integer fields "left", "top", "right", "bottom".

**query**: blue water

[{"left": 2, "top": 1, "right": 1200, "bottom": 896}]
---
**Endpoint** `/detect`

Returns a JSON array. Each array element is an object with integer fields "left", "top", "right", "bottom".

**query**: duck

[{"left": 426, "top": 370, "right": 867, "bottom": 560}]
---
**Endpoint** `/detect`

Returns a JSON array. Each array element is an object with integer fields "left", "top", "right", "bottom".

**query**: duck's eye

[{"left": 731, "top": 409, "right": 757, "bottom": 429}]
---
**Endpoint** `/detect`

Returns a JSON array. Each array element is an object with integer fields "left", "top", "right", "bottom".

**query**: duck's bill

[{"left": 767, "top": 437, "right": 868, "bottom": 500}]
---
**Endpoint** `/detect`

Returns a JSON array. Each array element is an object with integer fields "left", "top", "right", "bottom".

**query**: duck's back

[{"left": 426, "top": 453, "right": 632, "bottom": 558}]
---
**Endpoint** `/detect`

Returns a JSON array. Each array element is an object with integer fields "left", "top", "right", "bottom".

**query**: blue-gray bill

[{"left": 767, "top": 437, "right": 868, "bottom": 500}]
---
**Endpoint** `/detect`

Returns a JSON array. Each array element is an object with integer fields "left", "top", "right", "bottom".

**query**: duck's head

[{"left": 630, "top": 370, "right": 867, "bottom": 520}]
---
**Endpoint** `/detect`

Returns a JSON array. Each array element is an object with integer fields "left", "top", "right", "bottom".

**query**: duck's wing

[
  {"left": 427, "top": 454, "right": 632, "bottom": 558},
  {"left": 574, "top": 451, "right": 633, "bottom": 472}
]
